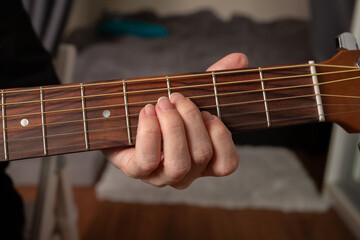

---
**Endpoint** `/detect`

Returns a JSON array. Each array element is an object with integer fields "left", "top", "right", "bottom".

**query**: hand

[{"left": 104, "top": 53, "right": 248, "bottom": 189}]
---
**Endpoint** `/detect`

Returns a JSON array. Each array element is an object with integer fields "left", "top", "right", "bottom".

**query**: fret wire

[
  {"left": 5, "top": 100, "right": 360, "bottom": 158},
  {"left": 0, "top": 64, "right": 315, "bottom": 94},
  {"left": 3, "top": 88, "right": 360, "bottom": 133},
  {"left": 40, "top": 87, "right": 47, "bottom": 155},
  {"left": 122, "top": 79, "right": 132, "bottom": 145},
  {"left": 67, "top": 68, "right": 360, "bottom": 97},
  {"left": 259, "top": 67, "right": 271, "bottom": 127},
  {"left": 201, "top": 94, "right": 317, "bottom": 109},
  {"left": 0, "top": 104, "right": 304, "bottom": 143},
  {"left": 0, "top": 93, "right": 319, "bottom": 132},
  {"left": 4, "top": 106, "right": 360, "bottom": 151},
  {"left": 226, "top": 115, "right": 319, "bottom": 129},
  {"left": 5, "top": 126, "right": 134, "bottom": 142},
  {"left": 212, "top": 72, "right": 221, "bottom": 119},
  {"left": 309, "top": 60, "right": 325, "bottom": 122},
  {"left": 166, "top": 75, "right": 171, "bottom": 98},
  {"left": 219, "top": 103, "right": 320, "bottom": 118},
  {"left": 2, "top": 138, "right": 138, "bottom": 156},
  {"left": 2, "top": 62, "right": 358, "bottom": 96},
  {"left": 2, "top": 69, "right": 350, "bottom": 120},
  {"left": 80, "top": 83, "right": 90, "bottom": 150},
  {"left": 1, "top": 90, "right": 8, "bottom": 160},
  {"left": 76, "top": 63, "right": 354, "bottom": 87},
  {"left": 1, "top": 67, "right": 360, "bottom": 107},
  {"left": 0, "top": 73, "right": 359, "bottom": 130},
  {"left": 226, "top": 102, "right": 360, "bottom": 129}
]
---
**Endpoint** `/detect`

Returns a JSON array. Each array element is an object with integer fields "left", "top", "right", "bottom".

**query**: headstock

[{"left": 317, "top": 33, "right": 360, "bottom": 133}]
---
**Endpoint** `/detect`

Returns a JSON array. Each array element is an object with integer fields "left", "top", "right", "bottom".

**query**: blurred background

[{"left": 8, "top": 0, "right": 360, "bottom": 239}]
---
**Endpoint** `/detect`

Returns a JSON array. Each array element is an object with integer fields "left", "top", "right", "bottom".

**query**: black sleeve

[
  {"left": 0, "top": 0, "right": 60, "bottom": 175},
  {"left": 0, "top": 0, "right": 60, "bottom": 89},
  {"left": 0, "top": 1, "right": 60, "bottom": 239}
]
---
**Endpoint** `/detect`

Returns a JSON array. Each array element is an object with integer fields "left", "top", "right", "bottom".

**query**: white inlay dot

[
  {"left": 21, "top": 118, "right": 29, "bottom": 127},
  {"left": 103, "top": 110, "right": 111, "bottom": 118}
]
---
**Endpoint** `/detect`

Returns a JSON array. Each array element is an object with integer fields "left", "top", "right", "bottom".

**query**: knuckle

[
  {"left": 214, "top": 126, "right": 232, "bottom": 140},
  {"left": 137, "top": 157, "right": 159, "bottom": 173},
  {"left": 213, "top": 165, "right": 235, "bottom": 176},
  {"left": 171, "top": 177, "right": 196, "bottom": 190},
  {"left": 166, "top": 122, "right": 184, "bottom": 134},
  {"left": 214, "top": 156, "right": 239, "bottom": 176},
  {"left": 166, "top": 162, "right": 191, "bottom": 181},
  {"left": 134, "top": 150, "right": 160, "bottom": 176},
  {"left": 181, "top": 104, "right": 200, "bottom": 118},
  {"left": 161, "top": 116, "right": 184, "bottom": 135},
  {"left": 138, "top": 125, "right": 159, "bottom": 136},
  {"left": 110, "top": 150, "right": 133, "bottom": 170},
  {"left": 120, "top": 157, "right": 159, "bottom": 179},
  {"left": 192, "top": 143, "right": 213, "bottom": 164},
  {"left": 122, "top": 168, "right": 139, "bottom": 179}
]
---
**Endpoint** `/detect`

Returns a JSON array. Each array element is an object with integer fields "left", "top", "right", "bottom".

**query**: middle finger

[
  {"left": 143, "top": 96, "right": 191, "bottom": 186},
  {"left": 169, "top": 93, "right": 213, "bottom": 189}
]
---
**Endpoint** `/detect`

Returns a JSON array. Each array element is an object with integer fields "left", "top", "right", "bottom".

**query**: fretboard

[{"left": 0, "top": 62, "right": 325, "bottom": 161}]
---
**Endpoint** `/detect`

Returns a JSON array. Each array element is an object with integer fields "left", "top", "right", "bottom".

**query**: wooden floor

[{"left": 16, "top": 186, "right": 355, "bottom": 240}]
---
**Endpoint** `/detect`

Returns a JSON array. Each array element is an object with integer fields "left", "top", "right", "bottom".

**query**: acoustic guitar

[{"left": 1, "top": 33, "right": 360, "bottom": 161}]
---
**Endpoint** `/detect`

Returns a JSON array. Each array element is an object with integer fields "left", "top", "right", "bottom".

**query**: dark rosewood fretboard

[{"left": 2, "top": 49, "right": 360, "bottom": 161}]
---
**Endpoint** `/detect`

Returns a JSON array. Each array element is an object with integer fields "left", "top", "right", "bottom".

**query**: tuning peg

[{"left": 336, "top": 32, "right": 359, "bottom": 51}]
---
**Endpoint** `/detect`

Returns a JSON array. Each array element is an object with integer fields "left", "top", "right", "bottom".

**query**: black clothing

[{"left": 0, "top": 0, "right": 59, "bottom": 239}]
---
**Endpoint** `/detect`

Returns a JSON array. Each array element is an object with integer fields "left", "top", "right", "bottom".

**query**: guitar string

[
  {"left": 0, "top": 103, "right": 332, "bottom": 142},
  {"left": 1, "top": 62, "right": 356, "bottom": 95},
  {"left": 2, "top": 107, "right": 360, "bottom": 154},
  {"left": 6, "top": 126, "right": 130, "bottom": 143},
  {"left": 2, "top": 101, "right": 318, "bottom": 132},
  {"left": 0, "top": 90, "right": 358, "bottom": 133},
  {"left": 227, "top": 108, "right": 360, "bottom": 128},
  {"left": 1, "top": 62, "right": 359, "bottom": 157},
  {"left": 0, "top": 139, "right": 133, "bottom": 156},
  {"left": 2, "top": 91, "right": 360, "bottom": 131},
  {"left": 0, "top": 81, "right": 317, "bottom": 119},
  {"left": 2, "top": 66, "right": 360, "bottom": 107},
  {"left": 6, "top": 102, "right": 357, "bottom": 157},
  {"left": 6, "top": 102, "right": 321, "bottom": 127},
  {"left": 1, "top": 71, "right": 360, "bottom": 121}
]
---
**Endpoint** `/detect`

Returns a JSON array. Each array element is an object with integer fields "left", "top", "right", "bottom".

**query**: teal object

[{"left": 99, "top": 18, "right": 169, "bottom": 38}]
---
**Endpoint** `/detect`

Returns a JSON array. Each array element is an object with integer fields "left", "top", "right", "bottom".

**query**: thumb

[{"left": 207, "top": 53, "right": 248, "bottom": 71}]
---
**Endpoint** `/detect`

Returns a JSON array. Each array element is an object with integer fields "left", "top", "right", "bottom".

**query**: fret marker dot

[
  {"left": 103, "top": 110, "right": 110, "bottom": 118},
  {"left": 21, "top": 119, "right": 29, "bottom": 127}
]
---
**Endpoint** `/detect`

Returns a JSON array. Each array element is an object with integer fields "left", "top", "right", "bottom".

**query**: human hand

[{"left": 104, "top": 53, "right": 248, "bottom": 189}]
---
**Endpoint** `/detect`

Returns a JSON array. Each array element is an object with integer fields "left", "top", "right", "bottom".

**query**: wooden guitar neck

[{"left": 1, "top": 49, "right": 360, "bottom": 161}]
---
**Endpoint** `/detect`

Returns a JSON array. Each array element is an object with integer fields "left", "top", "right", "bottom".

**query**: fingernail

[
  {"left": 157, "top": 96, "right": 174, "bottom": 111},
  {"left": 202, "top": 111, "right": 215, "bottom": 123},
  {"left": 170, "top": 92, "right": 186, "bottom": 104},
  {"left": 144, "top": 104, "right": 156, "bottom": 116}
]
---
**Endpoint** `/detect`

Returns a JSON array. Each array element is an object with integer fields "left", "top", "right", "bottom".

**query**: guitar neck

[{"left": 0, "top": 61, "right": 326, "bottom": 161}]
